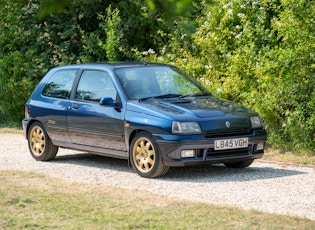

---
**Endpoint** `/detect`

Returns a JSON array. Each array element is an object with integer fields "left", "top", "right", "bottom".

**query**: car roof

[{"left": 53, "top": 62, "right": 169, "bottom": 70}]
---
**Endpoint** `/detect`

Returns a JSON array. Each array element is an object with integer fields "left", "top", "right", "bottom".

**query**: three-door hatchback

[{"left": 23, "top": 62, "right": 267, "bottom": 178}]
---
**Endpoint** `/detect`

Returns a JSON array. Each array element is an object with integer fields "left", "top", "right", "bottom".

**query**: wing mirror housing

[{"left": 99, "top": 97, "right": 122, "bottom": 109}]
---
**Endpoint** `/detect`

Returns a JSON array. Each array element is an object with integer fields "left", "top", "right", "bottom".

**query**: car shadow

[
  {"left": 53, "top": 152, "right": 132, "bottom": 173},
  {"left": 163, "top": 164, "right": 307, "bottom": 183},
  {"left": 53, "top": 152, "right": 307, "bottom": 183}
]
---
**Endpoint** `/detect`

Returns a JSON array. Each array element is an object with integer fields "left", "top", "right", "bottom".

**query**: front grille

[{"left": 203, "top": 128, "right": 252, "bottom": 138}]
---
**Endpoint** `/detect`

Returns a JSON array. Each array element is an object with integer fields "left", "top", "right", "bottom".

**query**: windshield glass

[{"left": 115, "top": 66, "right": 210, "bottom": 100}]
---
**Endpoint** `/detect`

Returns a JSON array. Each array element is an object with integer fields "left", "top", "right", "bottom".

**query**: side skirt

[{"left": 53, "top": 141, "right": 128, "bottom": 160}]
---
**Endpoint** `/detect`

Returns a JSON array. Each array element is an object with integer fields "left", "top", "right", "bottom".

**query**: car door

[
  {"left": 67, "top": 69, "right": 126, "bottom": 157},
  {"left": 39, "top": 68, "right": 79, "bottom": 143}
]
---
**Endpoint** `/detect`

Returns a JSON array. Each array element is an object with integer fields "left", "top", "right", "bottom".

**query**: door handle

[{"left": 72, "top": 103, "right": 79, "bottom": 109}]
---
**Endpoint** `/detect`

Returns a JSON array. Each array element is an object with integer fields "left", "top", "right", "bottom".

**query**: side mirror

[
  {"left": 99, "top": 97, "right": 116, "bottom": 106},
  {"left": 99, "top": 97, "right": 122, "bottom": 110}
]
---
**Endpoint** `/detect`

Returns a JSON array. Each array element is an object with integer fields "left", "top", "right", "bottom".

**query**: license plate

[{"left": 214, "top": 138, "right": 248, "bottom": 150}]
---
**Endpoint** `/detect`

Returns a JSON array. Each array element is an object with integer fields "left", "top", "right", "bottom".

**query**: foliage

[
  {"left": 99, "top": 6, "right": 123, "bottom": 61},
  {"left": 197, "top": 0, "right": 315, "bottom": 153},
  {"left": 0, "top": 0, "right": 81, "bottom": 123},
  {"left": 140, "top": 0, "right": 315, "bottom": 153},
  {"left": 0, "top": 0, "right": 161, "bottom": 122},
  {"left": 0, "top": 1, "right": 41, "bottom": 123},
  {"left": 0, "top": 0, "right": 314, "bottom": 153}
]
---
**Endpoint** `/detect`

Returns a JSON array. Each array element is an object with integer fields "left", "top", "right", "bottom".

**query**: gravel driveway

[{"left": 1, "top": 133, "right": 314, "bottom": 220}]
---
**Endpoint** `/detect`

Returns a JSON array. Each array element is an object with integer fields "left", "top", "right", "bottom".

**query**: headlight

[
  {"left": 251, "top": 116, "right": 262, "bottom": 128},
  {"left": 172, "top": 121, "right": 201, "bottom": 134}
]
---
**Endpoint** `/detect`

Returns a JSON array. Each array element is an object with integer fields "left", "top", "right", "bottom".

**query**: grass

[
  {"left": 0, "top": 127, "right": 23, "bottom": 134},
  {"left": 1, "top": 170, "right": 314, "bottom": 229},
  {"left": 0, "top": 124, "right": 23, "bottom": 134},
  {"left": 263, "top": 148, "right": 314, "bottom": 165}
]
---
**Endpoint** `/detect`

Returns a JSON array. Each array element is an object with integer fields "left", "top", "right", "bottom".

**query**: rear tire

[
  {"left": 130, "top": 132, "right": 169, "bottom": 178},
  {"left": 224, "top": 159, "right": 254, "bottom": 168},
  {"left": 27, "top": 122, "right": 58, "bottom": 161}
]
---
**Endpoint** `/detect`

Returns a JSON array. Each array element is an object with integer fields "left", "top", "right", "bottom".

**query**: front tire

[
  {"left": 130, "top": 132, "right": 169, "bottom": 178},
  {"left": 224, "top": 159, "right": 254, "bottom": 168},
  {"left": 27, "top": 122, "right": 58, "bottom": 161}
]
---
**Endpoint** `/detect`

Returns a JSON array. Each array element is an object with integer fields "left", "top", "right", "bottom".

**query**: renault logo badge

[{"left": 225, "top": 121, "right": 230, "bottom": 128}]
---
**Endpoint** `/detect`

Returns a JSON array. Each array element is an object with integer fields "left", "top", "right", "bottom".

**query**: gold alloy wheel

[
  {"left": 132, "top": 137, "right": 155, "bottom": 173},
  {"left": 29, "top": 126, "right": 45, "bottom": 156}
]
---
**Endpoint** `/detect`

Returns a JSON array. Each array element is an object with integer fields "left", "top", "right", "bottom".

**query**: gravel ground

[{"left": 1, "top": 133, "right": 314, "bottom": 220}]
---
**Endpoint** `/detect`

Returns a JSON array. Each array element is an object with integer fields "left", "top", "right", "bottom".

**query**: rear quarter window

[{"left": 42, "top": 70, "right": 77, "bottom": 99}]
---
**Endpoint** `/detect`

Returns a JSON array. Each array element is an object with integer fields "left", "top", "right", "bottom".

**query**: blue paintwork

[{"left": 23, "top": 62, "right": 267, "bottom": 165}]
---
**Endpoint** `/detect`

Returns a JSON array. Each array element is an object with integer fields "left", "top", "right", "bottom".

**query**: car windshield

[{"left": 115, "top": 66, "right": 211, "bottom": 100}]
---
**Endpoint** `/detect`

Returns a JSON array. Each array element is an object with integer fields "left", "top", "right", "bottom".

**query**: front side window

[
  {"left": 42, "top": 70, "right": 77, "bottom": 99},
  {"left": 75, "top": 70, "right": 117, "bottom": 102}
]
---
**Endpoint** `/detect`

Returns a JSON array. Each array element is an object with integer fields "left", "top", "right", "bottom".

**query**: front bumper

[{"left": 154, "top": 130, "right": 267, "bottom": 167}]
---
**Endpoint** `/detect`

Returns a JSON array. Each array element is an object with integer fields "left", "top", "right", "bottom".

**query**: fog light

[
  {"left": 256, "top": 143, "right": 264, "bottom": 151},
  {"left": 181, "top": 150, "right": 195, "bottom": 158}
]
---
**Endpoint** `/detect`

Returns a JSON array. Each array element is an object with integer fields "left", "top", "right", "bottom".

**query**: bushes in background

[{"left": 141, "top": 0, "right": 315, "bottom": 153}]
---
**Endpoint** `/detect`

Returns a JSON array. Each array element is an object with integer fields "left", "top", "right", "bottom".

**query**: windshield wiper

[
  {"left": 179, "top": 92, "right": 212, "bottom": 99},
  {"left": 139, "top": 94, "right": 182, "bottom": 101},
  {"left": 140, "top": 93, "right": 212, "bottom": 102}
]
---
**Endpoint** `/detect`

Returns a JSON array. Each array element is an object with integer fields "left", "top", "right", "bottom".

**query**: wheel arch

[
  {"left": 25, "top": 119, "right": 41, "bottom": 139},
  {"left": 129, "top": 129, "right": 146, "bottom": 145},
  {"left": 127, "top": 129, "right": 147, "bottom": 166}
]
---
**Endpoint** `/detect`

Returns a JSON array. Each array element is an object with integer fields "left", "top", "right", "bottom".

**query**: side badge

[
  {"left": 48, "top": 120, "right": 56, "bottom": 125},
  {"left": 225, "top": 121, "right": 230, "bottom": 128}
]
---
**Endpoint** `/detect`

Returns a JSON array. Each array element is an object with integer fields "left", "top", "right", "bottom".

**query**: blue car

[{"left": 22, "top": 62, "right": 267, "bottom": 178}]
